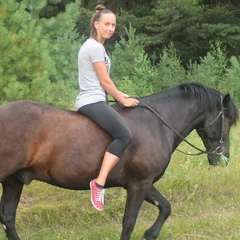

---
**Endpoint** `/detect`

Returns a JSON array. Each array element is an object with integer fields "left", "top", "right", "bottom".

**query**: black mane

[{"left": 179, "top": 82, "right": 239, "bottom": 124}]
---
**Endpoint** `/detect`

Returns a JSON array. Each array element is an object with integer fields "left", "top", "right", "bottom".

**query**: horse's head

[{"left": 196, "top": 94, "right": 239, "bottom": 166}]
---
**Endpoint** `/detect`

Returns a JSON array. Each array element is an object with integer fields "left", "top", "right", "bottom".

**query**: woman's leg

[
  {"left": 78, "top": 102, "right": 132, "bottom": 161},
  {"left": 89, "top": 152, "right": 119, "bottom": 211},
  {"left": 78, "top": 102, "right": 132, "bottom": 210},
  {"left": 96, "top": 152, "right": 119, "bottom": 186}
]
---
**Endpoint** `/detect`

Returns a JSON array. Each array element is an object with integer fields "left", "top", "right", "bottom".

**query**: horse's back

[
  {"left": 0, "top": 101, "right": 112, "bottom": 186},
  {"left": 0, "top": 100, "right": 168, "bottom": 188}
]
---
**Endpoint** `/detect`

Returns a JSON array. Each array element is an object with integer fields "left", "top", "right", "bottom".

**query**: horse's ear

[{"left": 222, "top": 94, "right": 231, "bottom": 108}]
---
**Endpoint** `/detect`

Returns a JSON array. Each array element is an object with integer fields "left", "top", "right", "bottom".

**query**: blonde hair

[{"left": 90, "top": 5, "right": 114, "bottom": 40}]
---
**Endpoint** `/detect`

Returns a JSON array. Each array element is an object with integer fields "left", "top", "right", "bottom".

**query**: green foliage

[
  {"left": 110, "top": 25, "right": 239, "bottom": 106},
  {"left": 39, "top": 1, "right": 80, "bottom": 83},
  {"left": 0, "top": 0, "right": 53, "bottom": 102},
  {"left": 1, "top": 1, "right": 239, "bottom": 108},
  {"left": 110, "top": 24, "right": 156, "bottom": 97},
  {"left": 98, "top": 0, "right": 240, "bottom": 66},
  {"left": 142, "top": 0, "right": 205, "bottom": 64},
  {"left": 224, "top": 56, "right": 240, "bottom": 105},
  {"left": 187, "top": 41, "right": 227, "bottom": 85},
  {"left": 0, "top": 0, "right": 80, "bottom": 108},
  {"left": 149, "top": 1, "right": 240, "bottom": 65},
  {"left": 186, "top": 41, "right": 240, "bottom": 105},
  {"left": 155, "top": 42, "right": 186, "bottom": 90}
]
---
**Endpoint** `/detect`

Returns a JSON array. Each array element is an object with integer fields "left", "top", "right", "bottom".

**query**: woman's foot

[{"left": 90, "top": 179, "right": 105, "bottom": 211}]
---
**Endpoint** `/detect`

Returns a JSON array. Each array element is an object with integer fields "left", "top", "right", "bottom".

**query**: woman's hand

[
  {"left": 121, "top": 97, "right": 139, "bottom": 107},
  {"left": 93, "top": 62, "right": 139, "bottom": 107}
]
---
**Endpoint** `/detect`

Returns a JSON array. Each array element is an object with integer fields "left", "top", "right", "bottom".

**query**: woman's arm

[{"left": 93, "top": 61, "right": 139, "bottom": 107}]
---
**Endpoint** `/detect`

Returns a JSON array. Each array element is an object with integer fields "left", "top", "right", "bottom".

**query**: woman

[{"left": 75, "top": 5, "right": 139, "bottom": 211}]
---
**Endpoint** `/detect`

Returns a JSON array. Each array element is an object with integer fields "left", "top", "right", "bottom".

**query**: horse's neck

[{"left": 146, "top": 95, "right": 204, "bottom": 138}]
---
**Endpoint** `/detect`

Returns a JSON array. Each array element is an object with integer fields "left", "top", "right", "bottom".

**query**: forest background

[
  {"left": 1, "top": 1, "right": 240, "bottom": 239},
  {"left": 1, "top": 0, "right": 240, "bottom": 109}
]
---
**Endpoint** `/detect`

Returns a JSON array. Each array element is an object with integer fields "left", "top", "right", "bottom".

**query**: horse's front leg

[
  {"left": 120, "top": 182, "right": 150, "bottom": 240},
  {"left": 0, "top": 175, "right": 24, "bottom": 240},
  {"left": 143, "top": 185, "right": 171, "bottom": 240}
]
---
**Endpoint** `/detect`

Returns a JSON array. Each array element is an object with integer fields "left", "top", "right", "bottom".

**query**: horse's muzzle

[{"left": 208, "top": 152, "right": 229, "bottom": 167}]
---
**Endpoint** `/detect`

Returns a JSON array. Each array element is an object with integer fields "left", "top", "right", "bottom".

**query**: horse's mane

[
  {"left": 179, "top": 82, "right": 221, "bottom": 110},
  {"left": 179, "top": 82, "right": 239, "bottom": 124}
]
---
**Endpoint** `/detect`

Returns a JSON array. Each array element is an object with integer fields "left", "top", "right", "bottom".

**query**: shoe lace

[{"left": 96, "top": 188, "right": 105, "bottom": 204}]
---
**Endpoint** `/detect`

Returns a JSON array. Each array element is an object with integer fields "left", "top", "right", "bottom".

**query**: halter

[
  {"left": 197, "top": 95, "right": 225, "bottom": 156},
  {"left": 138, "top": 95, "right": 225, "bottom": 156}
]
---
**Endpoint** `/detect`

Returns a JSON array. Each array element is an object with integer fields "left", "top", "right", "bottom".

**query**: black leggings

[{"left": 78, "top": 102, "right": 132, "bottom": 158}]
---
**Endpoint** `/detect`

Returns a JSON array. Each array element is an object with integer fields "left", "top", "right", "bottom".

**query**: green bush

[
  {"left": 0, "top": 0, "right": 80, "bottom": 108},
  {"left": 187, "top": 41, "right": 240, "bottom": 106},
  {"left": 110, "top": 24, "right": 156, "bottom": 97},
  {"left": 155, "top": 42, "right": 186, "bottom": 90},
  {"left": 224, "top": 56, "right": 240, "bottom": 105},
  {"left": 1, "top": 1, "right": 239, "bottom": 108}
]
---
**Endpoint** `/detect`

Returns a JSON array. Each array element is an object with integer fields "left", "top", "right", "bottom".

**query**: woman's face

[{"left": 94, "top": 13, "right": 116, "bottom": 43}]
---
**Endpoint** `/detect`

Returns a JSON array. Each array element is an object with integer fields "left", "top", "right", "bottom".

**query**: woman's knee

[{"left": 122, "top": 129, "right": 133, "bottom": 147}]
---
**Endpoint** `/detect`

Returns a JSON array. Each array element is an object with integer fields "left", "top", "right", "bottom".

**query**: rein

[
  {"left": 110, "top": 96, "right": 225, "bottom": 156},
  {"left": 139, "top": 102, "right": 224, "bottom": 156},
  {"left": 138, "top": 103, "right": 209, "bottom": 156}
]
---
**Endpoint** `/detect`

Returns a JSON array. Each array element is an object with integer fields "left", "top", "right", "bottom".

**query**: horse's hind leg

[
  {"left": 143, "top": 185, "right": 171, "bottom": 240},
  {"left": 0, "top": 176, "right": 24, "bottom": 240}
]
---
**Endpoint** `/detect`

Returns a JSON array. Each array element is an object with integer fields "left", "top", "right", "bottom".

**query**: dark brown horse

[{"left": 0, "top": 83, "right": 239, "bottom": 240}]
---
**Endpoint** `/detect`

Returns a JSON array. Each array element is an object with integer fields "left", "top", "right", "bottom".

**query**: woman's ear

[{"left": 94, "top": 21, "right": 99, "bottom": 30}]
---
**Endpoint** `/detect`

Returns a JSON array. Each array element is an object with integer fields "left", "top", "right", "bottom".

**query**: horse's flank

[
  {"left": 0, "top": 101, "right": 111, "bottom": 188},
  {"left": 0, "top": 98, "right": 161, "bottom": 190}
]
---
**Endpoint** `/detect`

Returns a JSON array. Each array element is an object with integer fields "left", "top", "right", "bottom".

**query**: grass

[{"left": 1, "top": 124, "right": 240, "bottom": 240}]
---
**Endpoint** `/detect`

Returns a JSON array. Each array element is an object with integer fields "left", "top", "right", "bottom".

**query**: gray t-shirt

[{"left": 75, "top": 39, "right": 111, "bottom": 109}]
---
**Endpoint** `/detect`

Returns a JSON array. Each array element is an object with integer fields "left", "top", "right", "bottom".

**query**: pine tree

[{"left": 0, "top": 0, "right": 81, "bottom": 108}]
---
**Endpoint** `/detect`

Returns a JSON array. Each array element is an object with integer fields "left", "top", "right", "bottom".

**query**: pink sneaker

[{"left": 90, "top": 180, "right": 105, "bottom": 211}]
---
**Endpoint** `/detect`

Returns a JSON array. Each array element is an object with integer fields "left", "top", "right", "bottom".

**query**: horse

[{"left": 0, "top": 82, "right": 239, "bottom": 240}]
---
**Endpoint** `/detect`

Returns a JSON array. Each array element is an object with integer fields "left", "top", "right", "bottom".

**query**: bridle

[
  {"left": 196, "top": 95, "right": 225, "bottom": 156},
  {"left": 138, "top": 95, "right": 225, "bottom": 156}
]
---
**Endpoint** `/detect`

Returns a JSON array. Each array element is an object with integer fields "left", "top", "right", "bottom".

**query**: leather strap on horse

[
  {"left": 138, "top": 102, "right": 210, "bottom": 156},
  {"left": 109, "top": 97, "right": 224, "bottom": 156}
]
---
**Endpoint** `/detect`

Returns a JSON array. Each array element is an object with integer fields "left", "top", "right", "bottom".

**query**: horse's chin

[
  {"left": 208, "top": 156, "right": 219, "bottom": 166},
  {"left": 208, "top": 155, "right": 229, "bottom": 167}
]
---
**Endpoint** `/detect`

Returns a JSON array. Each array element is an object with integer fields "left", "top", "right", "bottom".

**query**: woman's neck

[{"left": 89, "top": 36, "right": 105, "bottom": 45}]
